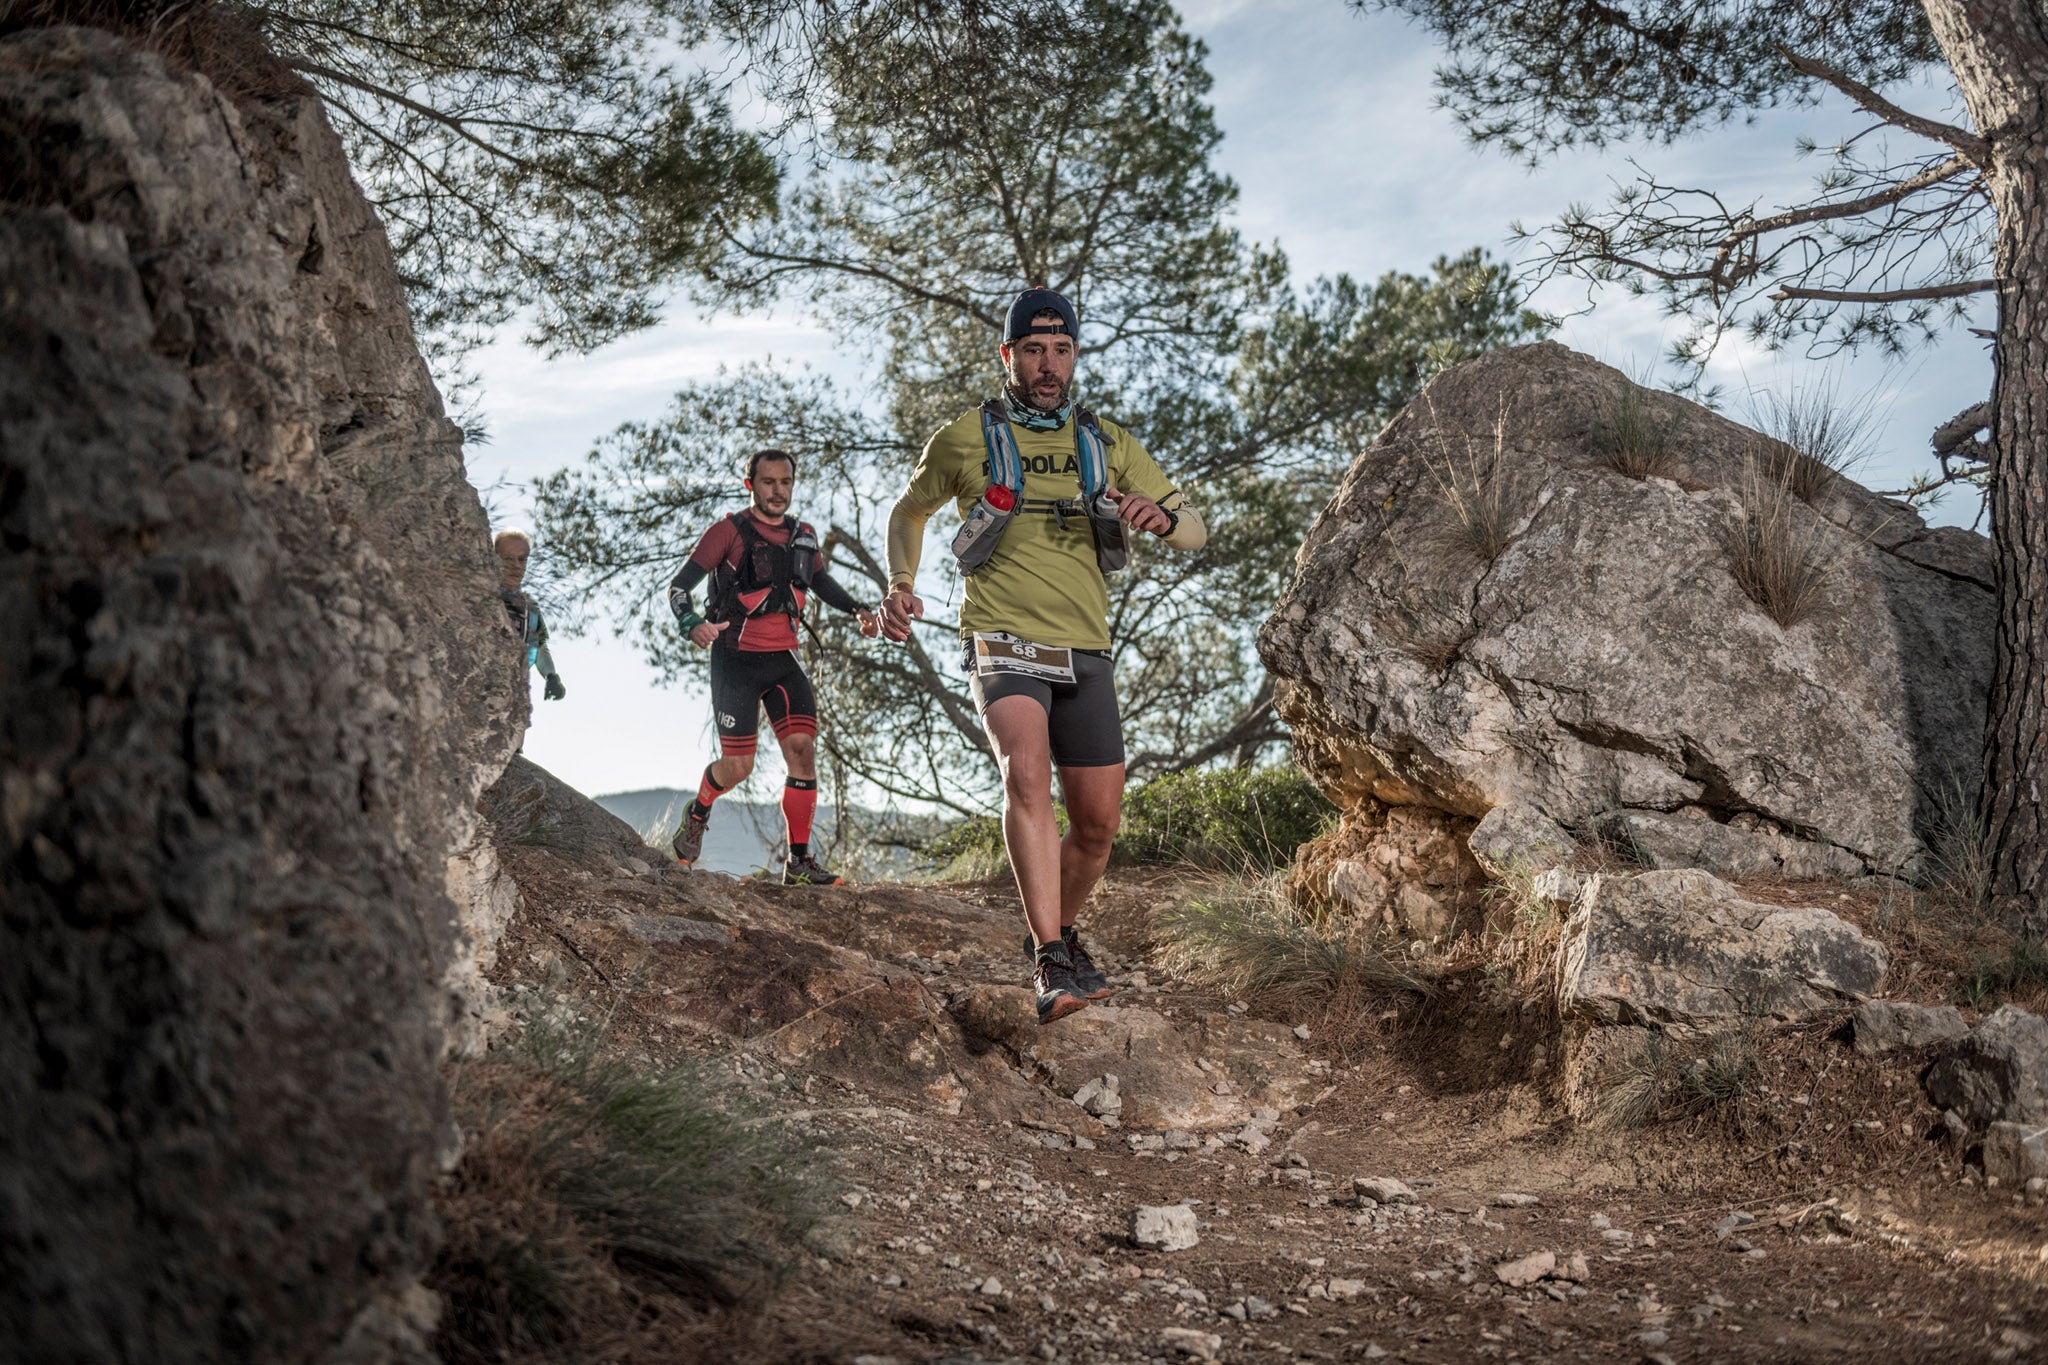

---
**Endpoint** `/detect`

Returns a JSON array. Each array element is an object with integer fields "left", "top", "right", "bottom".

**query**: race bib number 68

[{"left": 972, "top": 632, "right": 1077, "bottom": 683}]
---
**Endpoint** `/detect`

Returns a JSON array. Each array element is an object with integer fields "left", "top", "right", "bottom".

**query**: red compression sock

[{"left": 783, "top": 777, "right": 818, "bottom": 847}]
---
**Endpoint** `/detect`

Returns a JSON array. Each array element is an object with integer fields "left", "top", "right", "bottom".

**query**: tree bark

[{"left": 1923, "top": 0, "right": 2048, "bottom": 931}]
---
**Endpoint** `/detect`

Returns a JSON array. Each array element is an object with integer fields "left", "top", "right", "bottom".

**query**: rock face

[
  {"left": 1852, "top": 1000, "right": 1970, "bottom": 1056},
  {"left": 1261, "top": 342, "right": 1994, "bottom": 885},
  {"left": 1925, "top": 1005, "right": 2048, "bottom": 1128},
  {"left": 0, "top": 27, "right": 518, "bottom": 1365},
  {"left": 1558, "top": 870, "right": 1888, "bottom": 1026}
]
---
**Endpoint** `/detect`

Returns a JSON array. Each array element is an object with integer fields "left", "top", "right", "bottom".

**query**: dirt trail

[{"left": 483, "top": 835, "right": 2048, "bottom": 1364}]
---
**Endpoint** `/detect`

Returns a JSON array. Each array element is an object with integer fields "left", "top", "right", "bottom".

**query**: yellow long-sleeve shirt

[{"left": 887, "top": 406, "right": 1205, "bottom": 651}]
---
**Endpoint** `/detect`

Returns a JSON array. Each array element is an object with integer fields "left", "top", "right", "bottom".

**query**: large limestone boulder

[
  {"left": 0, "top": 28, "right": 518, "bottom": 1364},
  {"left": 1558, "top": 870, "right": 1888, "bottom": 1026},
  {"left": 1260, "top": 342, "right": 1993, "bottom": 885}
]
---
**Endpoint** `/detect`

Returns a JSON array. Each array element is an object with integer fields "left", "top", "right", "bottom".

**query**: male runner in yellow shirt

[{"left": 879, "top": 288, "right": 1206, "bottom": 1023}]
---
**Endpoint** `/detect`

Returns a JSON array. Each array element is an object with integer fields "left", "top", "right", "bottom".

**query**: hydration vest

[
  {"left": 709, "top": 512, "right": 819, "bottom": 631},
  {"left": 968, "top": 399, "right": 1128, "bottom": 576},
  {"left": 500, "top": 589, "right": 544, "bottom": 667}
]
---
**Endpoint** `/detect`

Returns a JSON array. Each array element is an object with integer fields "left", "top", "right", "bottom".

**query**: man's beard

[{"left": 1005, "top": 368, "right": 1069, "bottom": 413}]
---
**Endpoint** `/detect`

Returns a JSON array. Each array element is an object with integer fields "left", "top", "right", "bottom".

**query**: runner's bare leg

[
  {"left": 985, "top": 694, "right": 1064, "bottom": 946},
  {"left": 1057, "top": 762, "right": 1124, "bottom": 929}
]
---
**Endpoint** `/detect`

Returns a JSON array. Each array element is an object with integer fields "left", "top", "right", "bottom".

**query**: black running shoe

[
  {"left": 671, "top": 803, "right": 710, "bottom": 866},
  {"left": 1034, "top": 940, "right": 1090, "bottom": 1025},
  {"left": 1021, "top": 928, "right": 1112, "bottom": 1000},
  {"left": 783, "top": 851, "right": 844, "bottom": 887},
  {"left": 1063, "top": 927, "right": 1112, "bottom": 1000}
]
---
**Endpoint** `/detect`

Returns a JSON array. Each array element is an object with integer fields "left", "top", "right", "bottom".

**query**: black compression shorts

[
  {"left": 709, "top": 647, "right": 815, "bottom": 757},
  {"left": 961, "top": 639, "right": 1125, "bottom": 768}
]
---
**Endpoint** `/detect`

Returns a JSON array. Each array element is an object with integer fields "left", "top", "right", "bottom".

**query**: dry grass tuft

[
  {"left": 1417, "top": 395, "right": 1524, "bottom": 565},
  {"left": 1926, "top": 773, "right": 1992, "bottom": 917},
  {"left": 1590, "top": 1025, "right": 1763, "bottom": 1131},
  {"left": 1155, "top": 876, "right": 1435, "bottom": 1049},
  {"left": 1745, "top": 379, "right": 1876, "bottom": 506},
  {"left": 1724, "top": 447, "right": 1854, "bottom": 628},
  {"left": 1, "top": 1, "right": 302, "bottom": 101},
  {"left": 1378, "top": 580, "right": 1476, "bottom": 673},
  {"left": 431, "top": 1009, "right": 831, "bottom": 1364},
  {"left": 1600, "top": 375, "right": 1685, "bottom": 480}
]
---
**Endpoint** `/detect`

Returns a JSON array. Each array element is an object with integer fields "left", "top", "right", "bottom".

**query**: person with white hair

[{"left": 493, "top": 528, "right": 565, "bottom": 704}]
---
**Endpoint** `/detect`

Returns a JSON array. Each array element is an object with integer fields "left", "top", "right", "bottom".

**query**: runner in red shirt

[{"left": 666, "top": 449, "right": 877, "bottom": 885}]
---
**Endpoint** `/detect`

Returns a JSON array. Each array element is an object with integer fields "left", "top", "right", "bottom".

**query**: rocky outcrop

[
  {"left": 1853, "top": 999, "right": 1970, "bottom": 1057},
  {"left": 0, "top": 27, "right": 518, "bottom": 1365},
  {"left": 1557, "top": 870, "right": 1888, "bottom": 1027},
  {"left": 1261, "top": 342, "right": 1994, "bottom": 888},
  {"left": 1925, "top": 1005, "right": 2048, "bottom": 1130},
  {"left": 1286, "top": 802, "right": 1484, "bottom": 939}
]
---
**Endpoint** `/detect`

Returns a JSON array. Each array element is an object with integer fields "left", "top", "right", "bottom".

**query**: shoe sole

[
  {"left": 783, "top": 876, "right": 845, "bottom": 887},
  {"left": 1080, "top": 984, "right": 1112, "bottom": 1000},
  {"left": 1037, "top": 992, "right": 1090, "bottom": 1025}
]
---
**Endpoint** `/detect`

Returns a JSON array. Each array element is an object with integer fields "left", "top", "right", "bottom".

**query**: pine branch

[
  {"left": 1778, "top": 47, "right": 1990, "bottom": 166},
  {"left": 1769, "top": 279, "right": 1993, "bottom": 303}
]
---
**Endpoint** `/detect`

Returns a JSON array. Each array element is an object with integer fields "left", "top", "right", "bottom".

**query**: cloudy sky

[{"left": 467, "top": 0, "right": 1990, "bottom": 801}]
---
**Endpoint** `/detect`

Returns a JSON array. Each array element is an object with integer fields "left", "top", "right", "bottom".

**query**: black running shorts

[
  {"left": 961, "top": 639, "right": 1125, "bottom": 768},
  {"left": 709, "top": 647, "right": 815, "bottom": 757}
]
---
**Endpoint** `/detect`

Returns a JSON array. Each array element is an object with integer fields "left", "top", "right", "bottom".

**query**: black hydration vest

[{"left": 708, "top": 512, "right": 819, "bottom": 627}]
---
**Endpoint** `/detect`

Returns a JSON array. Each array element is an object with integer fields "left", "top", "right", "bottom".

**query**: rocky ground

[{"left": 465, "top": 763, "right": 2048, "bottom": 1364}]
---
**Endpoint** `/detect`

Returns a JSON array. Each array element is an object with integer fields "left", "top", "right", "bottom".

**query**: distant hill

[
  {"left": 593, "top": 788, "right": 785, "bottom": 875},
  {"left": 592, "top": 787, "right": 950, "bottom": 879}
]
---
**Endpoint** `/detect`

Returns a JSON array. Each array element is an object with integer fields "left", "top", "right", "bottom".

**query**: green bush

[
  {"left": 1116, "top": 765, "right": 1335, "bottom": 869},
  {"left": 920, "top": 766, "right": 1335, "bottom": 878}
]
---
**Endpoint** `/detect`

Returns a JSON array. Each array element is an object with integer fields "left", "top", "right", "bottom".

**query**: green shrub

[
  {"left": 432, "top": 1011, "right": 831, "bottom": 1362},
  {"left": 1116, "top": 765, "right": 1336, "bottom": 869},
  {"left": 920, "top": 766, "right": 1334, "bottom": 878}
]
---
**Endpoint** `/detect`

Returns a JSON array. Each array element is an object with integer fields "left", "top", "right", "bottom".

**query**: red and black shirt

[{"left": 667, "top": 511, "right": 863, "bottom": 651}]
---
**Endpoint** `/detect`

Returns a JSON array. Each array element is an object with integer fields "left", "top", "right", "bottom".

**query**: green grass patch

[
  {"left": 1117, "top": 765, "right": 1336, "bottom": 869},
  {"left": 921, "top": 766, "right": 1335, "bottom": 879},
  {"left": 431, "top": 1010, "right": 832, "bottom": 1362}
]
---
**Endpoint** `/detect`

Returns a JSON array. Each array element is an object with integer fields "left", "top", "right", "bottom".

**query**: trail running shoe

[
  {"left": 783, "top": 852, "right": 844, "bottom": 887},
  {"left": 671, "top": 804, "right": 710, "bottom": 866},
  {"left": 1021, "top": 928, "right": 1112, "bottom": 1000},
  {"left": 1064, "top": 928, "right": 1112, "bottom": 1000},
  {"left": 1034, "top": 940, "right": 1090, "bottom": 1025}
]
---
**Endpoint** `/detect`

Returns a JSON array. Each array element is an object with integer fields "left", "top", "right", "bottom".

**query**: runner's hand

[
  {"left": 1103, "top": 486, "right": 1171, "bottom": 536},
  {"left": 880, "top": 588, "right": 923, "bottom": 643},
  {"left": 690, "top": 620, "right": 729, "bottom": 648},
  {"left": 856, "top": 607, "right": 881, "bottom": 639}
]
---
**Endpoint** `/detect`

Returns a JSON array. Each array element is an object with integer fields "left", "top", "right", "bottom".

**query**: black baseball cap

[{"left": 1002, "top": 287, "right": 1079, "bottom": 344}]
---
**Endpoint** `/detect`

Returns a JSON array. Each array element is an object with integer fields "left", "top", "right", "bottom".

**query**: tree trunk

[{"left": 1924, "top": 0, "right": 2048, "bottom": 931}]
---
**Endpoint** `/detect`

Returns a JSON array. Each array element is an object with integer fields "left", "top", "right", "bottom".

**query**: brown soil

[{"left": 462, "top": 845, "right": 2048, "bottom": 1364}]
